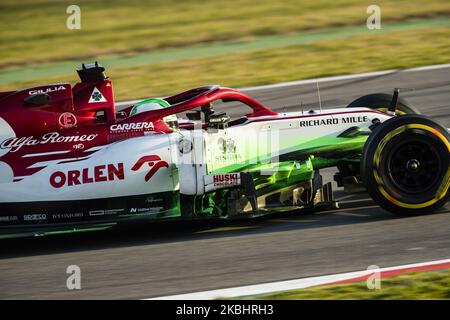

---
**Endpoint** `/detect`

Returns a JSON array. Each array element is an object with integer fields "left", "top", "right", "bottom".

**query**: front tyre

[
  {"left": 361, "top": 115, "right": 449, "bottom": 216},
  {"left": 338, "top": 93, "right": 420, "bottom": 179}
]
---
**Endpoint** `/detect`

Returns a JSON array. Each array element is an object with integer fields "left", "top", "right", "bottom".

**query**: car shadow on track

[{"left": 1, "top": 196, "right": 448, "bottom": 260}]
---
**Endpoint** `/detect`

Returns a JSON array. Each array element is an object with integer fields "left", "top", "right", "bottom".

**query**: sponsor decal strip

[
  {"left": 23, "top": 214, "right": 47, "bottom": 222},
  {"left": 89, "top": 209, "right": 124, "bottom": 217},
  {"left": 204, "top": 173, "right": 241, "bottom": 192},
  {"left": 28, "top": 85, "right": 66, "bottom": 95},
  {"left": 47, "top": 154, "right": 167, "bottom": 188},
  {"left": 248, "top": 110, "right": 382, "bottom": 123},
  {"left": 50, "top": 163, "right": 125, "bottom": 188},
  {"left": 1, "top": 132, "right": 98, "bottom": 153},
  {"left": 110, "top": 122, "right": 154, "bottom": 132},
  {"left": 148, "top": 259, "right": 450, "bottom": 300}
]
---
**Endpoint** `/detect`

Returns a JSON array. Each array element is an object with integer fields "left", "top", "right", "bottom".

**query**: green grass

[
  {"left": 1, "top": 0, "right": 450, "bottom": 69},
  {"left": 1, "top": 1, "right": 449, "bottom": 100},
  {"left": 1, "top": 17, "right": 449, "bottom": 84},
  {"left": 239, "top": 269, "right": 450, "bottom": 299},
  {"left": 2, "top": 26, "right": 448, "bottom": 100},
  {"left": 108, "top": 26, "right": 450, "bottom": 99}
]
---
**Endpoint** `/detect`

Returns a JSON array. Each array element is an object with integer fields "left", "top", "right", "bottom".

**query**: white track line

[
  {"left": 117, "top": 63, "right": 450, "bottom": 107},
  {"left": 148, "top": 258, "right": 450, "bottom": 300},
  {"left": 244, "top": 63, "right": 450, "bottom": 92}
]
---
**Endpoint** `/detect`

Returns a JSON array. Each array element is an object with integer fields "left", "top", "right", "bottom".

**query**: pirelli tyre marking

[{"left": 373, "top": 124, "right": 450, "bottom": 209}]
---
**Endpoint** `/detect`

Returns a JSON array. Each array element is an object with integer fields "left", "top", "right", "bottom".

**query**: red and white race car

[{"left": 0, "top": 63, "right": 448, "bottom": 238}]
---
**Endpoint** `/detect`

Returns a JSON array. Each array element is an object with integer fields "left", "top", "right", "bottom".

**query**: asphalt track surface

[{"left": 0, "top": 66, "right": 449, "bottom": 299}]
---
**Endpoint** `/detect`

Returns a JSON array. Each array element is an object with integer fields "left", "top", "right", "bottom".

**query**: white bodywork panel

[{"left": 0, "top": 108, "right": 391, "bottom": 201}]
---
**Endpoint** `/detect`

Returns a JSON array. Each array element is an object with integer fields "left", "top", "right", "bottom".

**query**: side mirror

[
  {"left": 186, "top": 111, "right": 201, "bottom": 121},
  {"left": 23, "top": 93, "right": 51, "bottom": 107},
  {"left": 388, "top": 88, "right": 399, "bottom": 115}
]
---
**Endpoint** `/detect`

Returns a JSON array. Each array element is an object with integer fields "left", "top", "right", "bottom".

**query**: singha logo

[
  {"left": 131, "top": 155, "right": 169, "bottom": 182},
  {"left": 218, "top": 138, "right": 236, "bottom": 154}
]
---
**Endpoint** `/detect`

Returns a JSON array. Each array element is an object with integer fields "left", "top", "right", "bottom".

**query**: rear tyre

[
  {"left": 361, "top": 115, "right": 449, "bottom": 216},
  {"left": 347, "top": 93, "right": 420, "bottom": 115}
]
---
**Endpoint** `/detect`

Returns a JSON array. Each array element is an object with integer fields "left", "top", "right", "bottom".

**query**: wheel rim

[{"left": 387, "top": 139, "right": 441, "bottom": 195}]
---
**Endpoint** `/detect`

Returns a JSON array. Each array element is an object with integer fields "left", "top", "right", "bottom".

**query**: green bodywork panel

[
  {"left": 206, "top": 133, "right": 368, "bottom": 174},
  {"left": 191, "top": 133, "right": 369, "bottom": 216}
]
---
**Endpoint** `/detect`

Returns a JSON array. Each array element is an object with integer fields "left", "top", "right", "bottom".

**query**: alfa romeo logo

[
  {"left": 92, "top": 92, "right": 102, "bottom": 101},
  {"left": 89, "top": 87, "right": 106, "bottom": 103}
]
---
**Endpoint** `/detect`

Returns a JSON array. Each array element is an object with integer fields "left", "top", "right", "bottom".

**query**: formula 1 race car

[{"left": 0, "top": 63, "right": 448, "bottom": 238}]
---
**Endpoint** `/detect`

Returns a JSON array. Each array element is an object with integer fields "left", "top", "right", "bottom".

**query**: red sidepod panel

[
  {"left": 0, "top": 80, "right": 116, "bottom": 137},
  {"left": 0, "top": 83, "right": 74, "bottom": 136},
  {"left": 0, "top": 80, "right": 122, "bottom": 181}
]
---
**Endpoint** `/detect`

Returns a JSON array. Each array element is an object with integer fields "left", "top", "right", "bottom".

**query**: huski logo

[{"left": 88, "top": 87, "right": 107, "bottom": 103}]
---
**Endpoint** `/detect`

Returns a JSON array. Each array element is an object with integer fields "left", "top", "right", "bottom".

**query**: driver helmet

[{"left": 130, "top": 98, "right": 178, "bottom": 128}]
